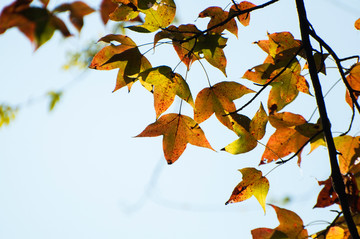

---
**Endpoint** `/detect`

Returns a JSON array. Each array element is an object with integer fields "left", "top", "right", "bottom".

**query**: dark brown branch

[
  {"left": 309, "top": 31, "right": 360, "bottom": 114},
  {"left": 295, "top": 0, "right": 360, "bottom": 238}
]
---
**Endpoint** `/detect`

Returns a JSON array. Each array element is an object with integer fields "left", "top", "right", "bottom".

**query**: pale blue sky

[{"left": 0, "top": 0, "right": 360, "bottom": 238}]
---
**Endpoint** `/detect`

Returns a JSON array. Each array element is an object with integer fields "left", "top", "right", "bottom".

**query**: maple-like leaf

[
  {"left": 355, "top": 18, "right": 360, "bottom": 30},
  {"left": 261, "top": 112, "right": 309, "bottom": 164},
  {"left": 225, "top": 168, "right": 269, "bottom": 213},
  {"left": 53, "top": 1, "right": 95, "bottom": 32},
  {"left": 333, "top": 135, "right": 360, "bottom": 174},
  {"left": 194, "top": 81, "right": 254, "bottom": 130},
  {"left": 125, "top": 0, "right": 176, "bottom": 33},
  {"left": 100, "top": 0, "right": 118, "bottom": 24},
  {"left": 251, "top": 205, "right": 308, "bottom": 239},
  {"left": 303, "top": 52, "right": 329, "bottom": 75},
  {"left": 255, "top": 32, "right": 302, "bottom": 64},
  {"left": 345, "top": 63, "right": 360, "bottom": 108},
  {"left": 155, "top": 25, "right": 229, "bottom": 74},
  {"left": 136, "top": 66, "right": 194, "bottom": 118},
  {"left": 0, "top": 1, "right": 71, "bottom": 49},
  {"left": 136, "top": 113, "right": 214, "bottom": 164},
  {"left": 222, "top": 113, "right": 258, "bottom": 154},
  {"left": 198, "top": 6, "right": 238, "bottom": 37},
  {"left": 89, "top": 34, "right": 152, "bottom": 92},
  {"left": 229, "top": 1, "right": 257, "bottom": 27}
]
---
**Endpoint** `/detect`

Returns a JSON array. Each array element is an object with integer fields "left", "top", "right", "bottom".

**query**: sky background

[{"left": 0, "top": 0, "right": 360, "bottom": 238}]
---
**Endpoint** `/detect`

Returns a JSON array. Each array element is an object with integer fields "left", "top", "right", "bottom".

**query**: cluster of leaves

[
  {"left": 0, "top": 105, "right": 17, "bottom": 128},
  {"left": 87, "top": 0, "right": 360, "bottom": 237},
  {"left": 2, "top": 0, "right": 360, "bottom": 238}
]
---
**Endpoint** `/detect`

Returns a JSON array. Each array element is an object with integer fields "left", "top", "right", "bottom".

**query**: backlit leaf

[
  {"left": 48, "top": 91, "right": 62, "bottom": 112},
  {"left": 194, "top": 81, "right": 254, "bottom": 130},
  {"left": 0, "top": 105, "right": 17, "bottom": 128},
  {"left": 333, "top": 135, "right": 360, "bottom": 174},
  {"left": 225, "top": 168, "right": 269, "bottom": 213},
  {"left": 136, "top": 113, "right": 214, "bottom": 164},
  {"left": 198, "top": 6, "right": 237, "bottom": 37},
  {"left": 355, "top": 18, "right": 360, "bottom": 30},
  {"left": 345, "top": 63, "right": 360, "bottom": 108},
  {"left": 230, "top": 1, "right": 257, "bottom": 26},
  {"left": 251, "top": 205, "right": 308, "bottom": 239},
  {"left": 249, "top": 103, "right": 268, "bottom": 140},
  {"left": 89, "top": 35, "right": 152, "bottom": 92},
  {"left": 100, "top": 0, "right": 118, "bottom": 24},
  {"left": 314, "top": 177, "right": 338, "bottom": 208},
  {"left": 137, "top": 66, "right": 194, "bottom": 118},
  {"left": 127, "top": 0, "right": 176, "bottom": 32},
  {"left": 53, "top": 1, "right": 95, "bottom": 31}
]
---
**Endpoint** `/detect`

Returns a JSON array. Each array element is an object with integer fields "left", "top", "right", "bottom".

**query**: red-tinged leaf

[
  {"left": 194, "top": 81, "right": 254, "bottom": 130},
  {"left": 222, "top": 113, "right": 258, "bottom": 154},
  {"left": 0, "top": 1, "right": 71, "bottom": 49},
  {"left": 137, "top": 66, "right": 194, "bottom": 118},
  {"left": 100, "top": 0, "right": 119, "bottom": 24},
  {"left": 252, "top": 205, "right": 308, "bottom": 239},
  {"left": 268, "top": 111, "right": 306, "bottom": 129},
  {"left": 136, "top": 114, "right": 214, "bottom": 164},
  {"left": 230, "top": 1, "right": 257, "bottom": 26},
  {"left": 314, "top": 177, "right": 338, "bottom": 208},
  {"left": 89, "top": 36, "right": 152, "bottom": 92},
  {"left": 127, "top": 0, "right": 176, "bottom": 32},
  {"left": 261, "top": 127, "right": 309, "bottom": 164},
  {"left": 345, "top": 63, "right": 360, "bottom": 108},
  {"left": 225, "top": 168, "right": 269, "bottom": 213},
  {"left": 154, "top": 24, "right": 201, "bottom": 69},
  {"left": 355, "top": 18, "right": 360, "bottom": 30},
  {"left": 250, "top": 103, "right": 268, "bottom": 140},
  {"left": 333, "top": 135, "right": 360, "bottom": 174},
  {"left": 198, "top": 6, "right": 238, "bottom": 37},
  {"left": 255, "top": 32, "right": 302, "bottom": 63},
  {"left": 53, "top": 1, "right": 95, "bottom": 32}
]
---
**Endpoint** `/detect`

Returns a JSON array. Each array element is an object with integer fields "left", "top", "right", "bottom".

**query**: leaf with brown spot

[
  {"left": 230, "top": 1, "right": 257, "bottom": 26},
  {"left": 136, "top": 114, "right": 214, "bottom": 164},
  {"left": 251, "top": 205, "right": 308, "bottom": 239},
  {"left": 198, "top": 6, "right": 237, "bottom": 37},
  {"left": 137, "top": 66, "right": 194, "bottom": 118},
  {"left": 194, "top": 81, "right": 254, "bottom": 130},
  {"left": 225, "top": 168, "right": 269, "bottom": 213}
]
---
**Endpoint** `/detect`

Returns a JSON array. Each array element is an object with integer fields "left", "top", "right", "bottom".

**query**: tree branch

[{"left": 295, "top": 0, "right": 360, "bottom": 238}]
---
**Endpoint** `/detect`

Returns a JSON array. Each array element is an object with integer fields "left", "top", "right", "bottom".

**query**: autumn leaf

[
  {"left": 127, "top": 0, "right": 176, "bottom": 32},
  {"left": 194, "top": 81, "right": 254, "bottom": 130},
  {"left": 261, "top": 112, "right": 309, "bottom": 164},
  {"left": 0, "top": 1, "right": 71, "bottom": 49},
  {"left": 251, "top": 205, "right": 308, "bottom": 239},
  {"left": 136, "top": 113, "right": 214, "bottom": 164},
  {"left": 89, "top": 34, "right": 152, "bottom": 92},
  {"left": 100, "top": 0, "right": 118, "bottom": 24},
  {"left": 48, "top": 91, "right": 62, "bottom": 112},
  {"left": 249, "top": 103, "right": 268, "bottom": 140},
  {"left": 355, "top": 18, "right": 360, "bottom": 30},
  {"left": 53, "top": 1, "right": 95, "bottom": 32},
  {"left": 314, "top": 177, "right": 338, "bottom": 208},
  {"left": 136, "top": 66, "right": 194, "bottom": 118},
  {"left": 222, "top": 113, "right": 258, "bottom": 154},
  {"left": 198, "top": 6, "right": 238, "bottom": 37},
  {"left": 333, "top": 135, "right": 360, "bottom": 174},
  {"left": 225, "top": 168, "right": 269, "bottom": 213},
  {"left": 345, "top": 63, "right": 360, "bottom": 108},
  {"left": 229, "top": 1, "right": 257, "bottom": 26},
  {"left": 303, "top": 52, "right": 329, "bottom": 75}
]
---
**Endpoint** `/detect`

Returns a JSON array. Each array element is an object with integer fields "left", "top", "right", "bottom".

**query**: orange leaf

[
  {"left": 355, "top": 18, "right": 360, "bottom": 30},
  {"left": 194, "top": 81, "right": 254, "bottom": 130},
  {"left": 136, "top": 114, "right": 214, "bottom": 164},
  {"left": 198, "top": 6, "right": 238, "bottom": 37},
  {"left": 314, "top": 177, "right": 338, "bottom": 208},
  {"left": 333, "top": 135, "right": 360, "bottom": 174},
  {"left": 53, "top": 1, "right": 95, "bottom": 32},
  {"left": 251, "top": 205, "right": 308, "bottom": 239},
  {"left": 250, "top": 103, "right": 268, "bottom": 140},
  {"left": 89, "top": 35, "right": 152, "bottom": 92},
  {"left": 230, "top": 1, "right": 257, "bottom": 26},
  {"left": 225, "top": 168, "right": 269, "bottom": 213},
  {"left": 137, "top": 66, "right": 194, "bottom": 118},
  {"left": 100, "top": 0, "right": 119, "bottom": 24},
  {"left": 345, "top": 63, "right": 360, "bottom": 108}
]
